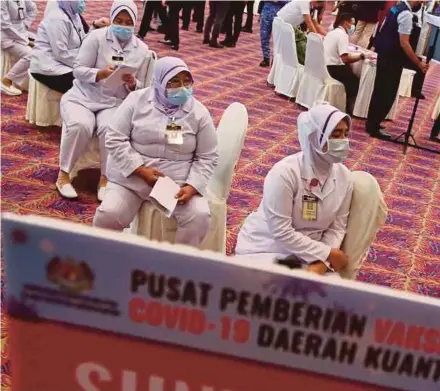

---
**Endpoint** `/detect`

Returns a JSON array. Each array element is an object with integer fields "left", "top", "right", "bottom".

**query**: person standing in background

[
  {"left": 221, "top": 0, "right": 245, "bottom": 47},
  {"left": 351, "top": 1, "right": 386, "bottom": 48},
  {"left": 242, "top": 1, "right": 255, "bottom": 33},
  {"left": 160, "top": 1, "right": 184, "bottom": 51},
  {"left": 137, "top": 0, "right": 168, "bottom": 39},
  {"left": 1, "top": 0, "right": 37, "bottom": 95},
  {"left": 259, "top": 0, "right": 288, "bottom": 67},
  {"left": 366, "top": 0, "right": 429, "bottom": 139},
  {"left": 203, "top": 1, "right": 231, "bottom": 48}
]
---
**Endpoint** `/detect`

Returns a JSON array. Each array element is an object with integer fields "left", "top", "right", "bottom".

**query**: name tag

[
  {"left": 18, "top": 7, "right": 24, "bottom": 20},
  {"left": 165, "top": 120, "right": 183, "bottom": 145},
  {"left": 112, "top": 55, "right": 124, "bottom": 66},
  {"left": 302, "top": 194, "right": 318, "bottom": 221}
]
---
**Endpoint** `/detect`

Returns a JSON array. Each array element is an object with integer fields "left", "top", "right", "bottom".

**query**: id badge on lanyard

[
  {"left": 165, "top": 117, "right": 183, "bottom": 145},
  {"left": 18, "top": 7, "right": 25, "bottom": 20},
  {"left": 302, "top": 194, "right": 318, "bottom": 221},
  {"left": 112, "top": 55, "right": 125, "bottom": 67}
]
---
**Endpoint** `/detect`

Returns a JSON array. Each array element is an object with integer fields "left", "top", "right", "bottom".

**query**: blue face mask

[
  {"left": 167, "top": 87, "right": 193, "bottom": 105},
  {"left": 76, "top": 0, "right": 86, "bottom": 14},
  {"left": 111, "top": 24, "right": 134, "bottom": 41},
  {"left": 348, "top": 25, "right": 355, "bottom": 35}
]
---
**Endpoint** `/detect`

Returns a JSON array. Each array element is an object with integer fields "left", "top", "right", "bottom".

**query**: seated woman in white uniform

[
  {"left": 56, "top": 0, "right": 152, "bottom": 201},
  {"left": 30, "top": 0, "right": 86, "bottom": 94},
  {"left": 0, "top": 0, "right": 37, "bottom": 96},
  {"left": 236, "top": 104, "right": 353, "bottom": 276},
  {"left": 93, "top": 56, "right": 219, "bottom": 248}
]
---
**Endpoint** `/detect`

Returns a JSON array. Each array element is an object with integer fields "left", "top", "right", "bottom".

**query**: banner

[{"left": 3, "top": 213, "right": 440, "bottom": 391}]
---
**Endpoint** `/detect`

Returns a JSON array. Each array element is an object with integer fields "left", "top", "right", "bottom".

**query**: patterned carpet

[{"left": 1, "top": 1, "right": 440, "bottom": 389}]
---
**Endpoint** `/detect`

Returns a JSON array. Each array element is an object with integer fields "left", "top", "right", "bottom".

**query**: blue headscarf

[
  {"left": 57, "top": 0, "right": 80, "bottom": 18},
  {"left": 153, "top": 57, "right": 193, "bottom": 115}
]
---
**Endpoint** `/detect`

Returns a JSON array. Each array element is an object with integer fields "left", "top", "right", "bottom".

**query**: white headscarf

[
  {"left": 297, "top": 103, "right": 351, "bottom": 183},
  {"left": 110, "top": 0, "right": 137, "bottom": 24}
]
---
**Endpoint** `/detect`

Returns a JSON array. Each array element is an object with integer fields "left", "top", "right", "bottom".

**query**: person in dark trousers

[
  {"left": 366, "top": 0, "right": 429, "bottom": 139},
  {"left": 203, "top": 1, "right": 230, "bottom": 48},
  {"left": 161, "top": 1, "right": 185, "bottom": 51},
  {"left": 182, "top": 1, "right": 205, "bottom": 32},
  {"left": 221, "top": 1, "right": 246, "bottom": 47},
  {"left": 137, "top": 0, "right": 168, "bottom": 39},
  {"left": 324, "top": 13, "right": 373, "bottom": 116},
  {"left": 242, "top": 1, "right": 254, "bottom": 33}
]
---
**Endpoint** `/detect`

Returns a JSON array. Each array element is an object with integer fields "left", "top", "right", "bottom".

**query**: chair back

[
  {"left": 304, "top": 33, "right": 329, "bottom": 82},
  {"left": 272, "top": 17, "right": 284, "bottom": 58},
  {"left": 144, "top": 50, "right": 157, "bottom": 88},
  {"left": 279, "top": 20, "right": 300, "bottom": 68},
  {"left": 206, "top": 103, "right": 248, "bottom": 200}
]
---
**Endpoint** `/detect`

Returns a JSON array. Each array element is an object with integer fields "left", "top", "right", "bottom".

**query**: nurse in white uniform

[
  {"left": 235, "top": 104, "right": 353, "bottom": 276},
  {"left": 30, "top": 0, "right": 86, "bottom": 94},
  {"left": 56, "top": 0, "right": 152, "bottom": 201},
  {"left": 93, "top": 56, "right": 219, "bottom": 248},
  {"left": 1, "top": 0, "right": 37, "bottom": 95}
]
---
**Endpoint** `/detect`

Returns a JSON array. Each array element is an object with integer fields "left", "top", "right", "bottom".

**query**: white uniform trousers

[
  {"left": 4, "top": 43, "right": 31, "bottom": 87},
  {"left": 93, "top": 182, "right": 211, "bottom": 247},
  {"left": 59, "top": 100, "right": 117, "bottom": 175},
  {"left": 235, "top": 171, "right": 388, "bottom": 280}
]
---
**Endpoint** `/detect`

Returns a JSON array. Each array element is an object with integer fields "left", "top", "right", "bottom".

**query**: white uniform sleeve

[
  {"left": 397, "top": 10, "right": 413, "bottom": 35},
  {"left": 1, "top": 2, "right": 24, "bottom": 42},
  {"left": 46, "top": 18, "right": 79, "bottom": 68},
  {"left": 262, "top": 164, "right": 332, "bottom": 264},
  {"left": 105, "top": 92, "right": 145, "bottom": 178},
  {"left": 338, "top": 31, "right": 349, "bottom": 56},
  {"left": 321, "top": 179, "right": 353, "bottom": 248},
  {"left": 186, "top": 109, "right": 218, "bottom": 195},
  {"left": 24, "top": 1, "right": 37, "bottom": 29},
  {"left": 299, "top": 1, "right": 311, "bottom": 15},
  {"left": 72, "top": 32, "right": 100, "bottom": 83}
]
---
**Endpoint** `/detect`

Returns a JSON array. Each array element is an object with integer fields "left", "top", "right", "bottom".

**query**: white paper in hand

[
  {"left": 103, "top": 64, "right": 137, "bottom": 89},
  {"left": 149, "top": 176, "right": 181, "bottom": 218}
]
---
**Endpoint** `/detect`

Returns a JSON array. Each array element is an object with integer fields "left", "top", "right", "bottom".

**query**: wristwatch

[{"left": 360, "top": 53, "right": 366, "bottom": 60}]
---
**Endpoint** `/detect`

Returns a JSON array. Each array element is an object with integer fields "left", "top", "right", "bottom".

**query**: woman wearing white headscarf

[
  {"left": 56, "top": 0, "right": 153, "bottom": 202},
  {"left": 93, "top": 56, "right": 218, "bottom": 248},
  {"left": 235, "top": 104, "right": 387, "bottom": 279}
]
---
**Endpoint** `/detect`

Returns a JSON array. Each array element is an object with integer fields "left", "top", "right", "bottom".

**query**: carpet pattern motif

[{"left": 1, "top": 1, "right": 440, "bottom": 389}]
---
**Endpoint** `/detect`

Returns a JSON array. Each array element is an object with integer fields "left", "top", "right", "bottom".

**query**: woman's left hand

[
  {"left": 94, "top": 17, "right": 110, "bottom": 28},
  {"left": 306, "top": 261, "right": 328, "bottom": 275},
  {"left": 175, "top": 185, "right": 198, "bottom": 205},
  {"left": 122, "top": 74, "right": 136, "bottom": 90}
]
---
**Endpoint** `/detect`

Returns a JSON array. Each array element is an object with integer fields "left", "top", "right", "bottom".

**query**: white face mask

[{"left": 326, "top": 139, "right": 350, "bottom": 162}]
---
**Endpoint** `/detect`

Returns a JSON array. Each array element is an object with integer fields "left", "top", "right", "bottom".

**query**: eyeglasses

[{"left": 167, "top": 78, "right": 193, "bottom": 88}]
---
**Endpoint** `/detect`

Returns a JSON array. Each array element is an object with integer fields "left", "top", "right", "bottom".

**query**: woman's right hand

[
  {"left": 327, "top": 249, "right": 348, "bottom": 271},
  {"left": 136, "top": 167, "right": 164, "bottom": 187},
  {"left": 96, "top": 65, "right": 115, "bottom": 82}
]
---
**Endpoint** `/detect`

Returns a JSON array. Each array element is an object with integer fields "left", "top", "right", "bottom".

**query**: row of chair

[{"left": 268, "top": 17, "right": 414, "bottom": 120}]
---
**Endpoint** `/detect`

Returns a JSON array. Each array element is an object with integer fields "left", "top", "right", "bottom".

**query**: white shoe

[
  {"left": 1, "top": 81, "right": 22, "bottom": 96},
  {"left": 56, "top": 182, "right": 78, "bottom": 199},
  {"left": 97, "top": 185, "right": 106, "bottom": 202}
]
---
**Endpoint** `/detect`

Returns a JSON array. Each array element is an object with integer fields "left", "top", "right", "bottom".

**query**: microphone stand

[{"left": 387, "top": 23, "right": 440, "bottom": 155}]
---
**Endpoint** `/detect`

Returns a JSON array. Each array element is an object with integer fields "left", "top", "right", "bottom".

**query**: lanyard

[{"left": 61, "top": 9, "right": 83, "bottom": 44}]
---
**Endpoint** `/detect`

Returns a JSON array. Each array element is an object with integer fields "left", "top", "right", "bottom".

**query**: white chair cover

[
  {"left": 1, "top": 50, "right": 14, "bottom": 79},
  {"left": 432, "top": 94, "right": 440, "bottom": 120},
  {"left": 353, "top": 61, "right": 398, "bottom": 120},
  {"left": 398, "top": 68, "right": 416, "bottom": 97},
  {"left": 267, "top": 17, "right": 283, "bottom": 86},
  {"left": 272, "top": 19, "right": 304, "bottom": 98},
  {"left": 134, "top": 102, "right": 249, "bottom": 253},
  {"left": 26, "top": 73, "right": 62, "bottom": 127},
  {"left": 70, "top": 51, "right": 158, "bottom": 178},
  {"left": 296, "top": 33, "right": 346, "bottom": 111}
]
